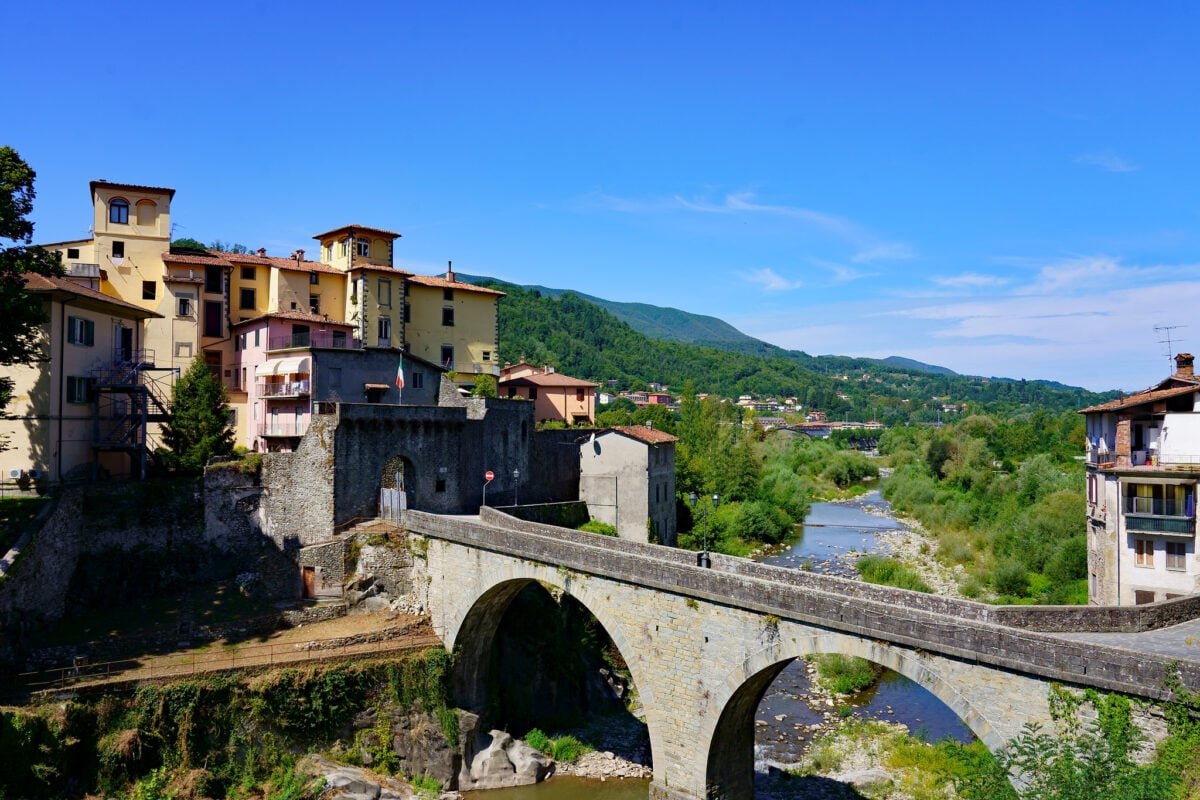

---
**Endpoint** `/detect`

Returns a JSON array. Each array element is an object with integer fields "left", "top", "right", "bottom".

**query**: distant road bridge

[{"left": 404, "top": 508, "right": 1200, "bottom": 800}]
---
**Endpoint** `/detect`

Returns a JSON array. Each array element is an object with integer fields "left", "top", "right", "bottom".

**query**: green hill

[{"left": 471, "top": 278, "right": 1115, "bottom": 422}]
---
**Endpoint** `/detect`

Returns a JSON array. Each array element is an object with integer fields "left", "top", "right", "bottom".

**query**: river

[{"left": 472, "top": 491, "right": 970, "bottom": 798}]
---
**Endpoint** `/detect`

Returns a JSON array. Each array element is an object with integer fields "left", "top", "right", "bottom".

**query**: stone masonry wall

[
  {"left": 259, "top": 415, "right": 339, "bottom": 547},
  {"left": 420, "top": 508, "right": 1200, "bottom": 700}
]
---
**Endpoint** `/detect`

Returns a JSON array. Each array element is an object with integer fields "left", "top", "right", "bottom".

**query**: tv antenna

[{"left": 1155, "top": 325, "right": 1187, "bottom": 368}]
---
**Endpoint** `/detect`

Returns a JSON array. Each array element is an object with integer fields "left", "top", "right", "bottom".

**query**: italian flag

[{"left": 396, "top": 361, "right": 405, "bottom": 389}]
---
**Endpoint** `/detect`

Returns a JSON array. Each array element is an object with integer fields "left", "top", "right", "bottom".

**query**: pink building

[{"left": 499, "top": 361, "right": 597, "bottom": 425}]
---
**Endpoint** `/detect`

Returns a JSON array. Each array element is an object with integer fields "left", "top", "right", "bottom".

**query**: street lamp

[
  {"left": 688, "top": 491, "right": 720, "bottom": 568},
  {"left": 513, "top": 468, "right": 521, "bottom": 506}
]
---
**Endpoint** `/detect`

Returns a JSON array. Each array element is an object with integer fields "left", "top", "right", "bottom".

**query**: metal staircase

[{"left": 90, "top": 349, "right": 177, "bottom": 479}]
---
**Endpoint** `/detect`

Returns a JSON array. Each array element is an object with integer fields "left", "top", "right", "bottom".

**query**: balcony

[
  {"left": 258, "top": 379, "right": 311, "bottom": 398},
  {"left": 1123, "top": 495, "right": 1196, "bottom": 536},
  {"left": 269, "top": 331, "right": 355, "bottom": 351},
  {"left": 66, "top": 262, "right": 101, "bottom": 279},
  {"left": 258, "top": 421, "right": 307, "bottom": 437}
]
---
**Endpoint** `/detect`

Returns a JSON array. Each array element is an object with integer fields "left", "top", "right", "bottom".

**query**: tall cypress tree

[{"left": 161, "top": 356, "right": 234, "bottom": 473}]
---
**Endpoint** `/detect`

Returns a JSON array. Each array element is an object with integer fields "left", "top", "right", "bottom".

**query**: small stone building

[{"left": 578, "top": 425, "right": 678, "bottom": 545}]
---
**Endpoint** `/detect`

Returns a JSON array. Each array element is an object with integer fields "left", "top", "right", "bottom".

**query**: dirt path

[{"left": 14, "top": 612, "right": 441, "bottom": 698}]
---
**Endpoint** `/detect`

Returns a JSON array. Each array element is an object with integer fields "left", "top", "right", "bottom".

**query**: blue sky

[{"left": 8, "top": 1, "right": 1200, "bottom": 392}]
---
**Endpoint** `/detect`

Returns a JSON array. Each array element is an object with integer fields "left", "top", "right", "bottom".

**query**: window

[
  {"left": 356, "top": 238, "right": 371, "bottom": 257},
  {"left": 254, "top": 329, "right": 260, "bottom": 347},
  {"left": 1135, "top": 590, "right": 1156, "bottom": 605},
  {"left": 239, "top": 288, "right": 256, "bottom": 310},
  {"left": 310, "top": 272, "right": 319, "bottom": 285},
  {"left": 109, "top": 198, "right": 129, "bottom": 224},
  {"left": 403, "top": 303, "right": 411, "bottom": 323},
  {"left": 142, "top": 281, "right": 156, "bottom": 300},
  {"left": 577, "top": 388, "right": 585, "bottom": 402},
  {"left": 67, "top": 316, "right": 95, "bottom": 346},
  {"left": 440, "top": 345, "right": 454, "bottom": 369},
  {"left": 530, "top": 387, "right": 538, "bottom": 400},
  {"left": 227, "top": 408, "right": 238, "bottom": 426},
  {"left": 309, "top": 294, "right": 320, "bottom": 314},
  {"left": 66, "top": 376, "right": 94, "bottom": 404},
  {"left": 483, "top": 351, "right": 491, "bottom": 361},
  {"left": 175, "top": 342, "right": 193, "bottom": 358},
  {"left": 291, "top": 324, "right": 310, "bottom": 347},
  {"left": 66, "top": 247, "right": 80, "bottom": 259},
  {"left": 332, "top": 330, "right": 346, "bottom": 348},
  {"left": 136, "top": 199, "right": 156, "bottom": 226},
  {"left": 112, "top": 241, "right": 125, "bottom": 260},
  {"left": 444, "top": 288, "right": 453, "bottom": 301},
  {"left": 442, "top": 307, "right": 454, "bottom": 326},
  {"left": 378, "top": 278, "right": 391, "bottom": 307},
  {"left": 1167, "top": 541, "right": 1187, "bottom": 571},
  {"left": 205, "top": 265, "right": 222, "bottom": 293},
  {"left": 177, "top": 295, "right": 193, "bottom": 316},
  {"left": 204, "top": 300, "right": 222, "bottom": 337},
  {"left": 339, "top": 240, "right": 347, "bottom": 258},
  {"left": 378, "top": 317, "right": 391, "bottom": 344},
  {"left": 412, "top": 372, "right": 424, "bottom": 389},
  {"left": 1135, "top": 538, "right": 1155, "bottom": 567},
  {"left": 436, "top": 478, "right": 446, "bottom": 493},
  {"left": 241, "top": 266, "right": 256, "bottom": 281}
]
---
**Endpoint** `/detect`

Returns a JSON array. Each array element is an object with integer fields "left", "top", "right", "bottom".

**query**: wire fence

[{"left": 14, "top": 628, "right": 441, "bottom": 699}]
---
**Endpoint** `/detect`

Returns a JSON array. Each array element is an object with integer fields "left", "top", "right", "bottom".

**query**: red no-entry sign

[{"left": 485, "top": 470, "right": 495, "bottom": 481}]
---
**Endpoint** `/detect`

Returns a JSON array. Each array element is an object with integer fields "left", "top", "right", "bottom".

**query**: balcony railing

[
  {"left": 258, "top": 421, "right": 308, "bottom": 437},
  {"left": 1126, "top": 516, "right": 1195, "bottom": 535},
  {"left": 258, "top": 380, "right": 311, "bottom": 398},
  {"left": 1123, "top": 496, "right": 1194, "bottom": 517},
  {"left": 268, "top": 331, "right": 355, "bottom": 351},
  {"left": 66, "top": 262, "right": 101, "bottom": 279}
]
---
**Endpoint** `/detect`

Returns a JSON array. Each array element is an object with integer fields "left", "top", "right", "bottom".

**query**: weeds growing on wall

[{"left": 0, "top": 649, "right": 457, "bottom": 799}]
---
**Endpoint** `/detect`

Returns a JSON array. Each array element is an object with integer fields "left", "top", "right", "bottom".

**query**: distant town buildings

[{"left": 499, "top": 361, "right": 597, "bottom": 425}]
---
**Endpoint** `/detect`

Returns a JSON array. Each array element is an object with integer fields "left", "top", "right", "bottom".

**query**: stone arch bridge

[{"left": 403, "top": 508, "right": 1200, "bottom": 800}]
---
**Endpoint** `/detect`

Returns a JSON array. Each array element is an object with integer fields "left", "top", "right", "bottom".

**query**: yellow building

[
  {"left": 2, "top": 274, "right": 163, "bottom": 483},
  {"left": 25, "top": 182, "right": 506, "bottom": 478},
  {"left": 405, "top": 265, "right": 504, "bottom": 384}
]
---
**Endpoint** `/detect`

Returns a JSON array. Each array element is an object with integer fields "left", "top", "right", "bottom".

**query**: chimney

[
  {"left": 295, "top": 249, "right": 305, "bottom": 263},
  {"left": 1176, "top": 353, "right": 1195, "bottom": 377},
  {"left": 446, "top": 260, "right": 455, "bottom": 282},
  {"left": 646, "top": 420, "right": 654, "bottom": 430},
  {"left": 257, "top": 248, "right": 266, "bottom": 257}
]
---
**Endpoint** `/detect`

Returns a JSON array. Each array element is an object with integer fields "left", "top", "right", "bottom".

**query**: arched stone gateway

[{"left": 410, "top": 509, "right": 1198, "bottom": 800}]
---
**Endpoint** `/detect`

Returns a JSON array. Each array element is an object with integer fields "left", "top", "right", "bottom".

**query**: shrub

[
  {"left": 578, "top": 519, "right": 618, "bottom": 537},
  {"left": 815, "top": 654, "right": 877, "bottom": 694},
  {"left": 856, "top": 555, "right": 932, "bottom": 593},
  {"left": 992, "top": 559, "right": 1030, "bottom": 597}
]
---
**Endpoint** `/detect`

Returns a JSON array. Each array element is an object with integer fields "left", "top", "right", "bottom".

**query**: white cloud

[
  {"left": 931, "top": 272, "right": 1009, "bottom": 289},
  {"left": 587, "top": 189, "right": 913, "bottom": 266},
  {"left": 1075, "top": 150, "right": 1138, "bottom": 173},
  {"left": 740, "top": 267, "right": 803, "bottom": 292}
]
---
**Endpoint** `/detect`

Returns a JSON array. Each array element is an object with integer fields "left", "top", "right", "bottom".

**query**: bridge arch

[
  {"left": 703, "top": 630, "right": 1018, "bottom": 798},
  {"left": 444, "top": 569, "right": 660, "bottom": 768}
]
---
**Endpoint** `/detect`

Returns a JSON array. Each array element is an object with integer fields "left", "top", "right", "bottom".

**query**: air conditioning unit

[
  {"left": 26, "top": 469, "right": 42, "bottom": 480},
  {"left": 7, "top": 468, "right": 20, "bottom": 479}
]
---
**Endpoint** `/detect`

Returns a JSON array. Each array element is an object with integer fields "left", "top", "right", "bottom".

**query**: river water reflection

[{"left": 469, "top": 776, "right": 649, "bottom": 799}]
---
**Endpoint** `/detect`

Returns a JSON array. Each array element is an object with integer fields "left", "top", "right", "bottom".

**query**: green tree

[
  {"left": 161, "top": 356, "right": 234, "bottom": 473},
  {"left": 0, "top": 147, "right": 63, "bottom": 450},
  {"left": 170, "top": 237, "right": 208, "bottom": 251}
]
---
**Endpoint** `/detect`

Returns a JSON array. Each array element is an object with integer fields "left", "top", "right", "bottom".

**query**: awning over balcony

[{"left": 254, "top": 356, "right": 310, "bottom": 377}]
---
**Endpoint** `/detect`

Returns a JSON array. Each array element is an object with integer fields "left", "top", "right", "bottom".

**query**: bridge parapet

[
  {"left": 408, "top": 509, "right": 1200, "bottom": 700},
  {"left": 479, "top": 506, "right": 1200, "bottom": 633}
]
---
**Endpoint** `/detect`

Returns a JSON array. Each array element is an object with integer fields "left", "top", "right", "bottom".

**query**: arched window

[
  {"left": 109, "top": 198, "right": 129, "bottom": 224},
  {"left": 136, "top": 199, "right": 156, "bottom": 226}
]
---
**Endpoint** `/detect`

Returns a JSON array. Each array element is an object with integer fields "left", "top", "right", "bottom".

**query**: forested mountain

[{"left": 475, "top": 279, "right": 1115, "bottom": 421}]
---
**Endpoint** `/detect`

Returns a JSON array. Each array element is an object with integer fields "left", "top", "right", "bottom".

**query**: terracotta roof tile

[
  {"left": 1079, "top": 383, "right": 1200, "bottom": 414},
  {"left": 408, "top": 274, "right": 506, "bottom": 297},
  {"left": 163, "top": 252, "right": 232, "bottom": 266},
  {"left": 311, "top": 224, "right": 402, "bottom": 240},
  {"left": 501, "top": 372, "right": 598, "bottom": 388},
  {"left": 606, "top": 425, "right": 678, "bottom": 445},
  {"left": 352, "top": 264, "right": 415, "bottom": 276},
  {"left": 24, "top": 274, "right": 161, "bottom": 318},
  {"left": 231, "top": 310, "right": 353, "bottom": 329},
  {"left": 91, "top": 180, "right": 176, "bottom": 198}
]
